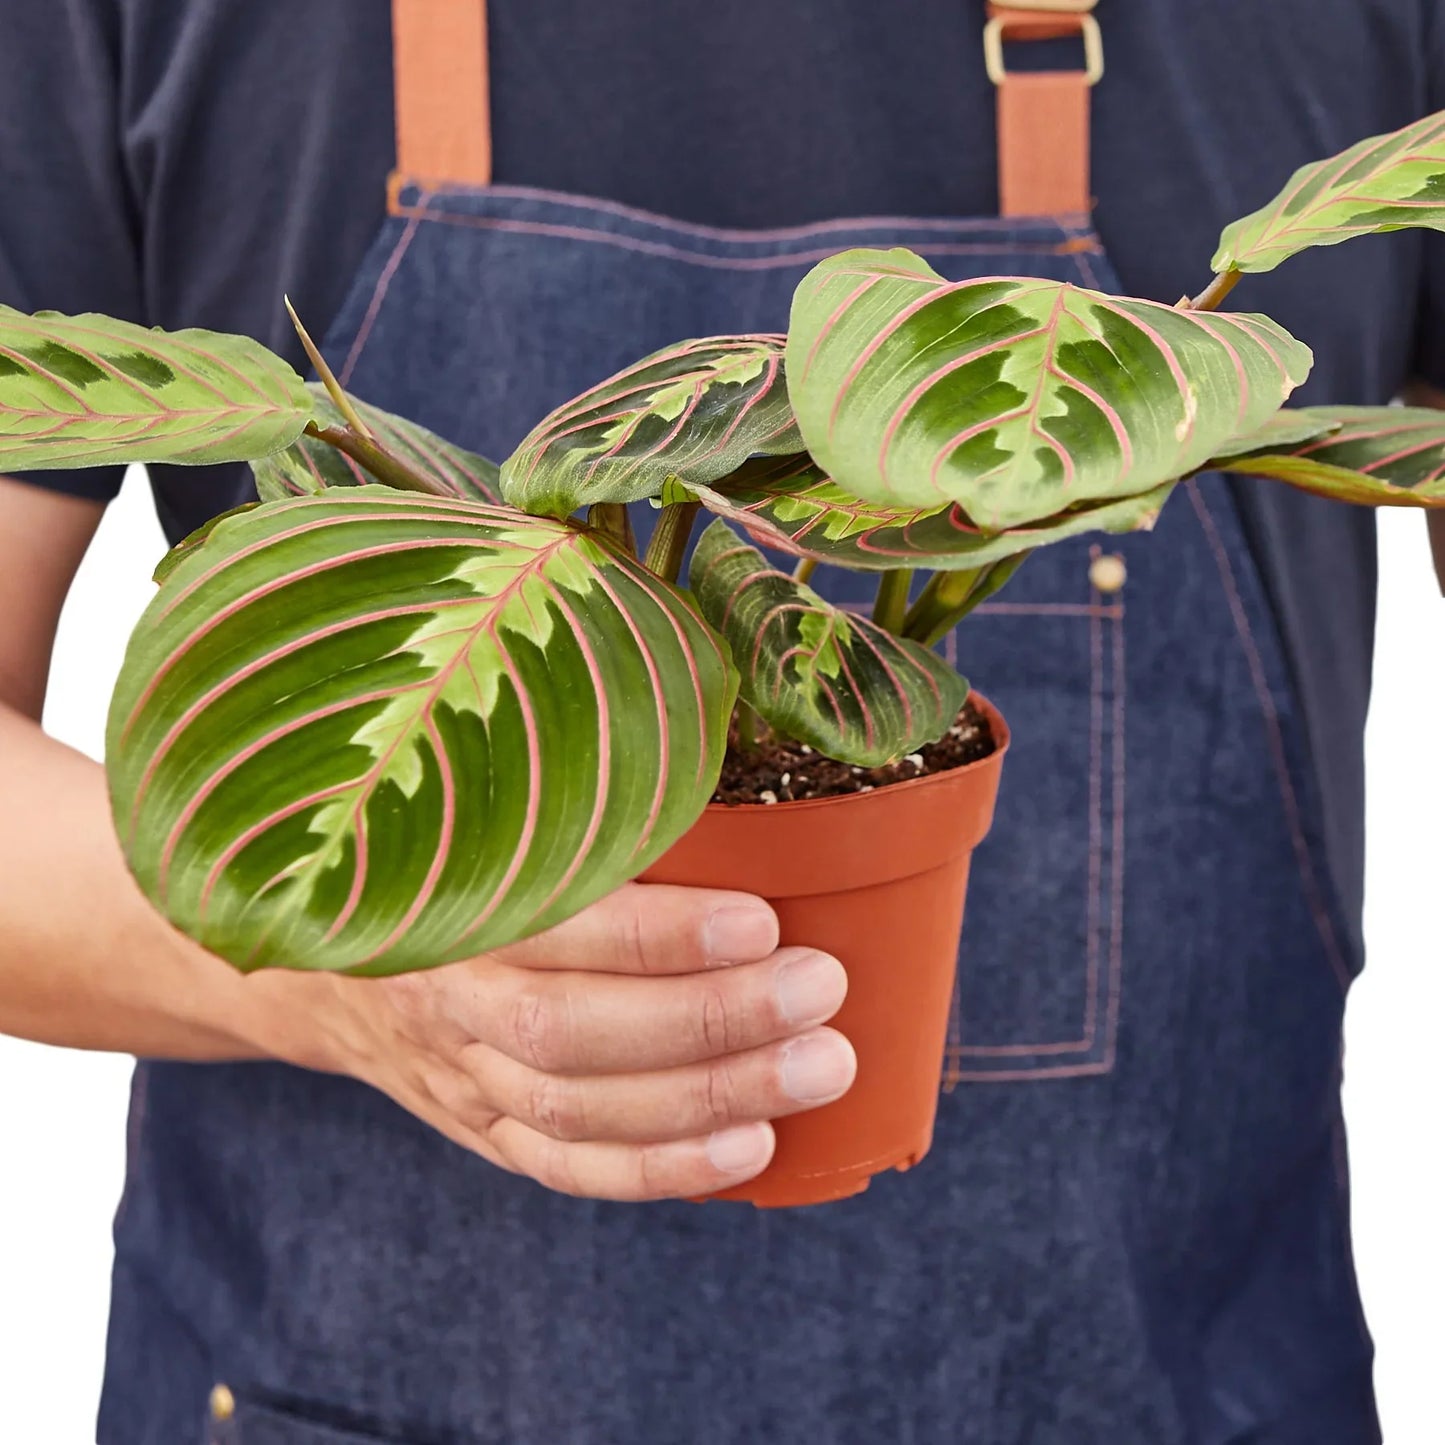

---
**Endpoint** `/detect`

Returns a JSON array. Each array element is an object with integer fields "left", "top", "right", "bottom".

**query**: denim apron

[{"left": 99, "top": 5, "right": 1379, "bottom": 1442}]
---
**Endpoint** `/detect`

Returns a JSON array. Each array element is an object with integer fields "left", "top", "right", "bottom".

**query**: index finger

[{"left": 489, "top": 882, "right": 779, "bottom": 976}]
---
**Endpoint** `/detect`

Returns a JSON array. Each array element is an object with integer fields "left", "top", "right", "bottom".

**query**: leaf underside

[
  {"left": 1220, "top": 405, "right": 1445, "bottom": 507},
  {"left": 0, "top": 306, "right": 312, "bottom": 471},
  {"left": 691, "top": 453, "right": 1174, "bottom": 571},
  {"left": 108, "top": 487, "right": 737, "bottom": 976},
  {"left": 689, "top": 518, "right": 969, "bottom": 767},
  {"left": 252, "top": 384, "right": 500, "bottom": 503},
  {"left": 785, "top": 249, "right": 1312, "bottom": 532},
  {"left": 499, "top": 334, "right": 801, "bottom": 516},
  {"left": 1213, "top": 111, "right": 1445, "bottom": 274}
]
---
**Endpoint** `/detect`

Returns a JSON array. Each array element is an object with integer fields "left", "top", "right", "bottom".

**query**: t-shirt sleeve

[{"left": 0, "top": 0, "right": 143, "bottom": 501}]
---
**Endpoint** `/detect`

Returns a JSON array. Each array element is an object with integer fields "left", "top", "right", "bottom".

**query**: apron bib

[{"left": 101, "top": 5, "right": 1378, "bottom": 1442}]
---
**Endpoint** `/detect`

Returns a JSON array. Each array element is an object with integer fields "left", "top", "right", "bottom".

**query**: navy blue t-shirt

[{"left": 5, "top": 0, "right": 1445, "bottom": 944}]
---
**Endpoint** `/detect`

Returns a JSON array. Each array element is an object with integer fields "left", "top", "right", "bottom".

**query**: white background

[{"left": 0, "top": 470, "right": 1441, "bottom": 1441}]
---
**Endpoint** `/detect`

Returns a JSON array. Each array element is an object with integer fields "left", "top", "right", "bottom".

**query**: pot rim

[{"left": 701, "top": 689, "right": 1011, "bottom": 817}]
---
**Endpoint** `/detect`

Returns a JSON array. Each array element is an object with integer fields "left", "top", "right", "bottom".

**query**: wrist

[{"left": 225, "top": 966, "right": 370, "bottom": 1078}]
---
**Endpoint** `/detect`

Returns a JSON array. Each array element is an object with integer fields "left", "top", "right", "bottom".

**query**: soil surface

[{"left": 711, "top": 697, "right": 995, "bottom": 805}]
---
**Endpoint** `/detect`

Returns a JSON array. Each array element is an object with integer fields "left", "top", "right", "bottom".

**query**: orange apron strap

[
  {"left": 387, "top": 0, "right": 1095, "bottom": 210},
  {"left": 391, "top": 0, "right": 493, "bottom": 189},
  {"left": 984, "top": 1, "right": 1103, "bottom": 217}
]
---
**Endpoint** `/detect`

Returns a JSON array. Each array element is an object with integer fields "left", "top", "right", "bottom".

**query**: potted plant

[{"left": 4, "top": 112, "right": 1445, "bottom": 1206}]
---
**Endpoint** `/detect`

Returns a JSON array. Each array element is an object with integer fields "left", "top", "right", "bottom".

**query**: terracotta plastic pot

[{"left": 641, "top": 693, "right": 1010, "bottom": 1208}]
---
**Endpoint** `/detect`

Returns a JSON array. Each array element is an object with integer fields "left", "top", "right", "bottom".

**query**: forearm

[{"left": 0, "top": 701, "right": 278, "bottom": 1058}]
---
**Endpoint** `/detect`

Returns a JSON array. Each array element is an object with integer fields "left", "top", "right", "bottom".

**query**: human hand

[{"left": 247, "top": 883, "right": 855, "bottom": 1201}]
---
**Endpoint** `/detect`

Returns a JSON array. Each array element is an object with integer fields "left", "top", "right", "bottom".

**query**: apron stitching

[
  {"left": 1084, "top": 571, "right": 1106, "bottom": 1049},
  {"left": 339, "top": 193, "right": 432, "bottom": 387},
  {"left": 1071, "top": 242, "right": 1105, "bottom": 291},
  {"left": 951, "top": 1057, "right": 1113, "bottom": 1083},
  {"left": 974, "top": 601, "right": 1121, "bottom": 615},
  {"left": 1106, "top": 593, "right": 1127, "bottom": 1071},
  {"left": 389, "top": 178, "right": 1095, "bottom": 241},
  {"left": 387, "top": 205, "right": 1095, "bottom": 268},
  {"left": 948, "top": 588, "right": 1105, "bottom": 1059},
  {"left": 943, "top": 568, "right": 1126, "bottom": 1081},
  {"left": 1185, "top": 481, "right": 1352, "bottom": 994}
]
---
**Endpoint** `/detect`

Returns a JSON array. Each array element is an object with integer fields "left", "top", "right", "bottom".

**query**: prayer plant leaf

[
  {"left": 108, "top": 487, "right": 737, "bottom": 977},
  {"left": 500, "top": 335, "right": 801, "bottom": 516},
  {"left": 151, "top": 503, "right": 262, "bottom": 586},
  {"left": 1205, "top": 409, "right": 1342, "bottom": 461},
  {"left": 785, "top": 248, "right": 1311, "bottom": 531},
  {"left": 690, "top": 454, "right": 1174, "bottom": 571},
  {"left": 689, "top": 518, "right": 969, "bottom": 767},
  {"left": 0, "top": 307, "right": 311, "bottom": 470},
  {"left": 1213, "top": 111, "right": 1445, "bottom": 274},
  {"left": 1218, "top": 405, "right": 1445, "bottom": 507},
  {"left": 252, "top": 385, "right": 500, "bottom": 503}
]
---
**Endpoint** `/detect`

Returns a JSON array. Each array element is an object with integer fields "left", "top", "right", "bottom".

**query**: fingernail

[
  {"left": 772, "top": 950, "right": 847, "bottom": 1027},
  {"left": 780, "top": 1032, "right": 856, "bottom": 1104},
  {"left": 706, "top": 1122, "right": 773, "bottom": 1174},
  {"left": 703, "top": 904, "right": 777, "bottom": 965}
]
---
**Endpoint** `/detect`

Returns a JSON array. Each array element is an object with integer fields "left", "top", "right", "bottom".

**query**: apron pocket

[
  {"left": 207, "top": 1391, "right": 415, "bottom": 1445},
  {"left": 940, "top": 541, "right": 1127, "bottom": 1084}
]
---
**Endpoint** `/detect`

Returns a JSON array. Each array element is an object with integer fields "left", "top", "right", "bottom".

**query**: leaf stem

[
  {"left": 903, "top": 557, "right": 1031, "bottom": 646},
  {"left": 793, "top": 556, "right": 818, "bottom": 585},
  {"left": 1185, "top": 268, "right": 1242, "bottom": 313},
  {"left": 735, "top": 699, "right": 761, "bottom": 753},
  {"left": 306, "top": 422, "right": 452, "bottom": 497},
  {"left": 902, "top": 569, "right": 979, "bottom": 643},
  {"left": 285, "top": 297, "right": 376, "bottom": 441},
  {"left": 288, "top": 297, "right": 452, "bottom": 501},
  {"left": 587, "top": 502, "right": 637, "bottom": 556},
  {"left": 642, "top": 500, "right": 702, "bottom": 582},
  {"left": 871, "top": 568, "right": 912, "bottom": 634}
]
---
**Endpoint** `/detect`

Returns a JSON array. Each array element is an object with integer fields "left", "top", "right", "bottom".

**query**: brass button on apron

[
  {"left": 209, "top": 1383, "right": 236, "bottom": 1421},
  {"left": 1088, "top": 553, "right": 1127, "bottom": 593}
]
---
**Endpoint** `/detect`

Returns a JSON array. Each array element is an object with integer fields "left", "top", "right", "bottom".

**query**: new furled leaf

[
  {"left": 786, "top": 249, "right": 1311, "bottom": 531},
  {"left": 0, "top": 307, "right": 312, "bottom": 470},
  {"left": 1213, "top": 111, "right": 1445, "bottom": 274},
  {"left": 253, "top": 384, "right": 500, "bottom": 502},
  {"left": 500, "top": 335, "right": 801, "bottom": 516},
  {"left": 1219, "top": 405, "right": 1445, "bottom": 506},
  {"left": 690, "top": 453, "right": 1173, "bottom": 570},
  {"left": 689, "top": 518, "right": 969, "bottom": 767},
  {"left": 108, "top": 487, "right": 736, "bottom": 975}
]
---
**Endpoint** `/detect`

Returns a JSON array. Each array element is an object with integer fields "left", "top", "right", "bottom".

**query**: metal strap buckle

[{"left": 984, "top": 7, "right": 1105, "bottom": 88}]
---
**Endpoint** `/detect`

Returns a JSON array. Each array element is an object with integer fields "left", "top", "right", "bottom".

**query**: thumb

[{"left": 488, "top": 882, "right": 778, "bottom": 976}]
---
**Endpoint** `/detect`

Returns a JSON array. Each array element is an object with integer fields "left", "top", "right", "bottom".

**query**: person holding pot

[{"left": 0, "top": 2, "right": 1438, "bottom": 1441}]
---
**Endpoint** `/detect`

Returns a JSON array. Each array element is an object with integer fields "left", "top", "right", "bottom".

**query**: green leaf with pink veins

[
  {"left": 689, "top": 518, "right": 969, "bottom": 768},
  {"left": 784, "top": 248, "right": 1312, "bottom": 531},
  {"left": 499, "top": 334, "right": 801, "bottom": 516},
  {"left": 0, "top": 305, "right": 312, "bottom": 471},
  {"left": 107, "top": 487, "right": 736, "bottom": 976}
]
